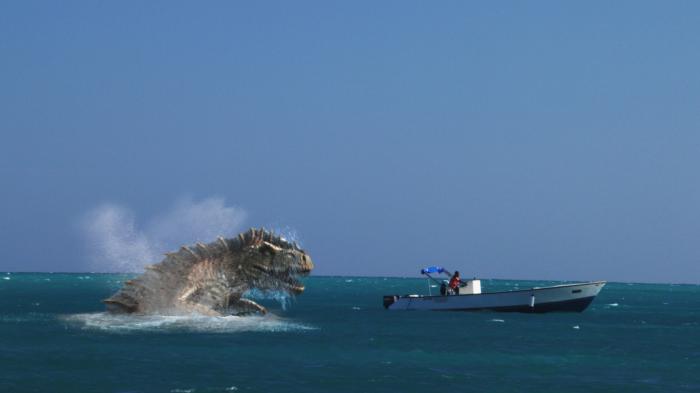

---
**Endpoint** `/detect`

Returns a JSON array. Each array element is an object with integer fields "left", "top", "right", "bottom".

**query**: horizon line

[{"left": 2, "top": 271, "right": 698, "bottom": 286}]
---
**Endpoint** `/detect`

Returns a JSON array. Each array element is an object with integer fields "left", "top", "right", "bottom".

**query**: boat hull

[{"left": 383, "top": 281, "right": 606, "bottom": 313}]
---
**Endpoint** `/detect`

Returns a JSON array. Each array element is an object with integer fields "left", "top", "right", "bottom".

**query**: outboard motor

[{"left": 383, "top": 295, "right": 398, "bottom": 309}]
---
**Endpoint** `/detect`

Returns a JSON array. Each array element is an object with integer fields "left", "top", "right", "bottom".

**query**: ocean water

[{"left": 1, "top": 273, "right": 699, "bottom": 393}]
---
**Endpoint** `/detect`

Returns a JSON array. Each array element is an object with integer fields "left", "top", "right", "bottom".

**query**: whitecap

[
  {"left": 490, "top": 319, "right": 505, "bottom": 323},
  {"left": 573, "top": 325, "right": 580, "bottom": 330},
  {"left": 2, "top": 277, "right": 9, "bottom": 280},
  {"left": 345, "top": 279, "right": 353, "bottom": 283},
  {"left": 170, "top": 389, "right": 194, "bottom": 393},
  {"left": 63, "top": 313, "right": 316, "bottom": 334},
  {"left": 351, "top": 306, "right": 361, "bottom": 310},
  {"left": 606, "top": 303, "right": 619, "bottom": 307},
  {"left": 225, "top": 387, "right": 238, "bottom": 391}
]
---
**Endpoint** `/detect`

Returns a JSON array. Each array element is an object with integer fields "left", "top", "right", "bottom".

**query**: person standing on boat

[{"left": 449, "top": 271, "right": 461, "bottom": 295}]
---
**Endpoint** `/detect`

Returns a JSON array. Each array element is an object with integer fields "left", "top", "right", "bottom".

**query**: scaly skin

[{"left": 103, "top": 228, "right": 313, "bottom": 316}]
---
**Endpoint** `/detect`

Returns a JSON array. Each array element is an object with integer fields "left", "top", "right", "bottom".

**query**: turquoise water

[{"left": 1, "top": 273, "right": 699, "bottom": 392}]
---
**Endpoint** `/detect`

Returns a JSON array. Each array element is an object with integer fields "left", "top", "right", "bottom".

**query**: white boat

[{"left": 383, "top": 267, "right": 606, "bottom": 313}]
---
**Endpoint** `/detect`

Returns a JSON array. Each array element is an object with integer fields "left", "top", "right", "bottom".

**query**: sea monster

[{"left": 104, "top": 228, "right": 313, "bottom": 316}]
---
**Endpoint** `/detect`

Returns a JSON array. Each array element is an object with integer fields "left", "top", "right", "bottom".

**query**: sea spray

[
  {"left": 243, "top": 289, "right": 295, "bottom": 311},
  {"left": 81, "top": 205, "right": 156, "bottom": 272},
  {"left": 267, "top": 224, "right": 304, "bottom": 249},
  {"left": 81, "top": 196, "right": 247, "bottom": 272}
]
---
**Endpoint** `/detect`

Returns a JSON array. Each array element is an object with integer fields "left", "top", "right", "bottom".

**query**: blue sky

[{"left": 1, "top": 1, "right": 699, "bottom": 282}]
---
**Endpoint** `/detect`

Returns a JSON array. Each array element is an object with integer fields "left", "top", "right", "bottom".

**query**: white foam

[
  {"left": 2, "top": 277, "right": 9, "bottom": 280},
  {"left": 606, "top": 303, "right": 619, "bottom": 307},
  {"left": 573, "top": 325, "right": 580, "bottom": 330},
  {"left": 490, "top": 319, "right": 505, "bottom": 323},
  {"left": 63, "top": 313, "right": 315, "bottom": 334}
]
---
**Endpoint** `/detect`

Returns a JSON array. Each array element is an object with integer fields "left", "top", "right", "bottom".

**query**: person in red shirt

[{"left": 449, "top": 271, "right": 461, "bottom": 295}]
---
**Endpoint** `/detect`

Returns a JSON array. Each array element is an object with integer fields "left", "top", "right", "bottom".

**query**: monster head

[{"left": 240, "top": 240, "right": 314, "bottom": 295}]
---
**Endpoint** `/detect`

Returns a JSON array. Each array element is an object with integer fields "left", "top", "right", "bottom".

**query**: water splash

[
  {"left": 81, "top": 196, "right": 247, "bottom": 272},
  {"left": 267, "top": 224, "right": 303, "bottom": 249},
  {"left": 63, "top": 312, "right": 315, "bottom": 333},
  {"left": 243, "top": 289, "right": 294, "bottom": 311}
]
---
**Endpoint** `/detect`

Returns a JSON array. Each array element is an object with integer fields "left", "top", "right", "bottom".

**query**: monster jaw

[
  {"left": 231, "top": 269, "right": 307, "bottom": 316},
  {"left": 250, "top": 263, "right": 310, "bottom": 295},
  {"left": 233, "top": 237, "right": 314, "bottom": 315}
]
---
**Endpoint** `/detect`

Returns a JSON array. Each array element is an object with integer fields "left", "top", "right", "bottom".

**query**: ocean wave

[
  {"left": 0, "top": 313, "right": 52, "bottom": 323},
  {"left": 62, "top": 312, "right": 316, "bottom": 334}
]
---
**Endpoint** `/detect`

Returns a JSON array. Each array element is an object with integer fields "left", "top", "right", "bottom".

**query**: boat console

[{"left": 460, "top": 279, "right": 481, "bottom": 295}]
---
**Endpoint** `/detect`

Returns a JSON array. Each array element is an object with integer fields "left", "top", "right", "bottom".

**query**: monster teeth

[
  {"left": 282, "top": 279, "right": 305, "bottom": 294},
  {"left": 291, "top": 267, "right": 312, "bottom": 275}
]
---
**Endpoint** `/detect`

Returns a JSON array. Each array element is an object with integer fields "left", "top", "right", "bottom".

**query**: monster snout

[{"left": 299, "top": 254, "right": 314, "bottom": 274}]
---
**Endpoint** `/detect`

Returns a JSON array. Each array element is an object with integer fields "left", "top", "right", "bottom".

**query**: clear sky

[{"left": 1, "top": 1, "right": 699, "bottom": 283}]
